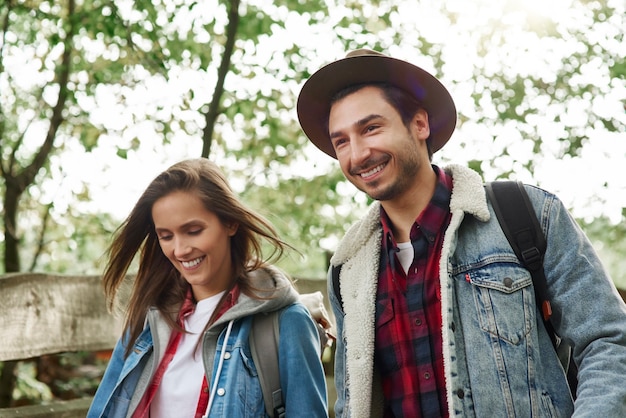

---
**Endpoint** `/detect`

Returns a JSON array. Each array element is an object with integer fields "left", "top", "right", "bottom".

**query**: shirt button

[
  {"left": 415, "top": 318, "right": 422, "bottom": 326},
  {"left": 217, "top": 388, "right": 225, "bottom": 396},
  {"left": 424, "top": 372, "right": 431, "bottom": 379},
  {"left": 224, "top": 352, "right": 231, "bottom": 359}
]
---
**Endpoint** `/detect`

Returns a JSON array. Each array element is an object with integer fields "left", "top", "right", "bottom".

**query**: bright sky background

[{"left": 11, "top": 0, "right": 625, "bottom": 229}]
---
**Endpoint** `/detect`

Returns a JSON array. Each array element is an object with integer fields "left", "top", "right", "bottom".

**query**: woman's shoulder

[
  {"left": 276, "top": 301, "right": 319, "bottom": 340},
  {"left": 274, "top": 302, "right": 327, "bottom": 365},
  {"left": 278, "top": 300, "right": 311, "bottom": 318}
]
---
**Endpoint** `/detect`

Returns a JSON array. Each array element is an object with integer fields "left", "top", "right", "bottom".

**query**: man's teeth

[
  {"left": 361, "top": 164, "right": 384, "bottom": 178},
  {"left": 182, "top": 257, "right": 203, "bottom": 268}
]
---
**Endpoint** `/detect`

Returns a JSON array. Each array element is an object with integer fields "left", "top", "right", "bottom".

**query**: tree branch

[
  {"left": 201, "top": 0, "right": 240, "bottom": 158},
  {"left": 15, "top": 0, "right": 76, "bottom": 192},
  {"left": 0, "top": 0, "right": 14, "bottom": 178},
  {"left": 29, "top": 202, "right": 53, "bottom": 272}
]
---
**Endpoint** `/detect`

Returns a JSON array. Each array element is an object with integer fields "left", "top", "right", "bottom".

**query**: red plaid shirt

[
  {"left": 132, "top": 286, "right": 239, "bottom": 418},
  {"left": 375, "top": 167, "right": 452, "bottom": 418}
]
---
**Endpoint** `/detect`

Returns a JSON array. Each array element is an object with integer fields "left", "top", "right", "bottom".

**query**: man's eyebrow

[{"left": 329, "top": 114, "right": 384, "bottom": 139}]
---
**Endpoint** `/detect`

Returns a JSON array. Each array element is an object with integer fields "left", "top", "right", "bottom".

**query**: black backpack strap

[
  {"left": 485, "top": 181, "right": 552, "bottom": 323},
  {"left": 485, "top": 180, "right": 578, "bottom": 397},
  {"left": 250, "top": 311, "right": 285, "bottom": 418}
]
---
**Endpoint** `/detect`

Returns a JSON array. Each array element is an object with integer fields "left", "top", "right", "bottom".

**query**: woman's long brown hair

[{"left": 102, "top": 158, "right": 290, "bottom": 357}]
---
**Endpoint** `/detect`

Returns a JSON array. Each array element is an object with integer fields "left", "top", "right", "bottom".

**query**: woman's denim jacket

[
  {"left": 88, "top": 299, "right": 328, "bottom": 417},
  {"left": 329, "top": 164, "right": 626, "bottom": 418}
]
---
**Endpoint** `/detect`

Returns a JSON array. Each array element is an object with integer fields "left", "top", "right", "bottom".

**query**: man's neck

[{"left": 381, "top": 166, "right": 437, "bottom": 243}]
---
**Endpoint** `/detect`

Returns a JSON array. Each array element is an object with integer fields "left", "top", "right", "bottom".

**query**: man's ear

[{"left": 411, "top": 108, "right": 431, "bottom": 141}]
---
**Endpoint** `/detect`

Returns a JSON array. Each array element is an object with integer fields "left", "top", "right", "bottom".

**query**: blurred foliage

[
  {"left": 11, "top": 362, "right": 53, "bottom": 406},
  {"left": 9, "top": 352, "right": 108, "bottom": 407},
  {"left": 581, "top": 215, "right": 626, "bottom": 290},
  {"left": 2, "top": 0, "right": 623, "bottom": 279}
]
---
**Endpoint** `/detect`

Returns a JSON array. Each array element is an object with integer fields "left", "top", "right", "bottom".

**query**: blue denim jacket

[
  {"left": 329, "top": 164, "right": 626, "bottom": 418},
  {"left": 88, "top": 268, "right": 328, "bottom": 418}
]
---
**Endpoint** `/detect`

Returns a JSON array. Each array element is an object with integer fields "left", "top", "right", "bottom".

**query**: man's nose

[{"left": 350, "top": 138, "right": 371, "bottom": 164}]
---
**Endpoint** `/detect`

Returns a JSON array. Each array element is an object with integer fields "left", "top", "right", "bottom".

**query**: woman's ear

[{"left": 227, "top": 223, "right": 239, "bottom": 236}]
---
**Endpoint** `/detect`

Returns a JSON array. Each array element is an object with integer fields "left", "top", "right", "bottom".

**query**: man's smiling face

[{"left": 328, "top": 85, "right": 431, "bottom": 202}]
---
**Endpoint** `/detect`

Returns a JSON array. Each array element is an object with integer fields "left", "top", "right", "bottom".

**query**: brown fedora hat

[{"left": 297, "top": 49, "right": 457, "bottom": 159}]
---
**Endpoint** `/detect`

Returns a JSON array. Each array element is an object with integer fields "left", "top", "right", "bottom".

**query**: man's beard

[{"left": 356, "top": 139, "right": 422, "bottom": 202}]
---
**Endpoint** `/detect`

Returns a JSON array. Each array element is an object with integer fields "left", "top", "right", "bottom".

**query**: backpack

[
  {"left": 249, "top": 308, "right": 329, "bottom": 418},
  {"left": 250, "top": 310, "right": 285, "bottom": 418},
  {"left": 330, "top": 180, "right": 577, "bottom": 398}
]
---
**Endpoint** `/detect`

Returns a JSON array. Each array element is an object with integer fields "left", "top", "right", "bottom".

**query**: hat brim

[{"left": 297, "top": 54, "right": 457, "bottom": 159}]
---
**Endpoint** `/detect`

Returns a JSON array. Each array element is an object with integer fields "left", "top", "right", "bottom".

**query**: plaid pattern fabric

[
  {"left": 132, "top": 286, "right": 239, "bottom": 418},
  {"left": 375, "top": 167, "right": 452, "bottom": 418}
]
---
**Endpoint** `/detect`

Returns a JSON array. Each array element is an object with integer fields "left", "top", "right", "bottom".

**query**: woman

[{"left": 88, "top": 158, "right": 328, "bottom": 417}]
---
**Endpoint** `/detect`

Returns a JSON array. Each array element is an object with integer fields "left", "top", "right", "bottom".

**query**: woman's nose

[{"left": 173, "top": 237, "right": 191, "bottom": 257}]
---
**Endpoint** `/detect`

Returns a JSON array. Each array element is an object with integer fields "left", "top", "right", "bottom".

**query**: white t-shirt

[
  {"left": 397, "top": 241, "right": 414, "bottom": 274},
  {"left": 150, "top": 291, "right": 225, "bottom": 418}
]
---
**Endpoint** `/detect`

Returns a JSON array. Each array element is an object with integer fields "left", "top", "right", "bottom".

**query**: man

[{"left": 296, "top": 49, "right": 626, "bottom": 417}]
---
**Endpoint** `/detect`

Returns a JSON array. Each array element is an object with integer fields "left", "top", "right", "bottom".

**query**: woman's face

[{"left": 152, "top": 190, "right": 238, "bottom": 300}]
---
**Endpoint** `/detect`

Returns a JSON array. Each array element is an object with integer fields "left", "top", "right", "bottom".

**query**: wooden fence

[{"left": 0, "top": 273, "right": 332, "bottom": 418}]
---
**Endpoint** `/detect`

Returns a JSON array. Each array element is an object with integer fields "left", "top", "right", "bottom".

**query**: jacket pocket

[
  {"left": 539, "top": 391, "right": 559, "bottom": 417},
  {"left": 238, "top": 346, "right": 257, "bottom": 377},
  {"left": 466, "top": 264, "right": 534, "bottom": 345}
]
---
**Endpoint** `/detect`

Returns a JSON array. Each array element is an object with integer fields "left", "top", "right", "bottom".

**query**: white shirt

[
  {"left": 150, "top": 291, "right": 225, "bottom": 418},
  {"left": 397, "top": 241, "right": 414, "bottom": 274}
]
